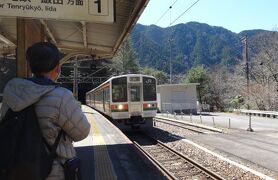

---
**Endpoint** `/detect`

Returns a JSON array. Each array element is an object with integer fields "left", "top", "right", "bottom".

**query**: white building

[{"left": 157, "top": 83, "right": 199, "bottom": 114}]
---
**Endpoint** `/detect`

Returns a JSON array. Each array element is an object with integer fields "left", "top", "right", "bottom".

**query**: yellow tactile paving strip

[
  {"left": 82, "top": 106, "right": 117, "bottom": 180},
  {"left": 91, "top": 115, "right": 106, "bottom": 146}
]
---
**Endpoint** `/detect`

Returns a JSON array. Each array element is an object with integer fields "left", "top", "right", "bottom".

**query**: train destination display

[{"left": 0, "top": 0, "right": 114, "bottom": 23}]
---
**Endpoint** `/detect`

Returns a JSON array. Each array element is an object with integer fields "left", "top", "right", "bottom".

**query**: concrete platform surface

[
  {"left": 74, "top": 105, "right": 168, "bottom": 180},
  {"left": 190, "top": 129, "right": 278, "bottom": 173}
]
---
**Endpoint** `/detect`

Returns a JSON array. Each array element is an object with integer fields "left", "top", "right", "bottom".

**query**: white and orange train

[{"left": 86, "top": 74, "right": 157, "bottom": 129}]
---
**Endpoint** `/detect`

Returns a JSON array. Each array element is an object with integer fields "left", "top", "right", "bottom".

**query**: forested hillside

[{"left": 130, "top": 22, "right": 275, "bottom": 74}]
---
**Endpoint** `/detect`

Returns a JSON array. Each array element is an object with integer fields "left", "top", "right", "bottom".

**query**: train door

[{"left": 128, "top": 84, "right": 142, "bottom": 116}]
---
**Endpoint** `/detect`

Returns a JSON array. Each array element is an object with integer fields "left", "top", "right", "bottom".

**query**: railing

[
  {"left": 156, "top": 112, "right": 250, "bottom": 132},
  {"left": 237, "top": 109, "right": 278, "bottom": 118}
]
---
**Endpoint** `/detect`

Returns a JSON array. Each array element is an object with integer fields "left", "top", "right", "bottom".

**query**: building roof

[{"left": 158, "top": 83, "right": 200, "bottom": 88}]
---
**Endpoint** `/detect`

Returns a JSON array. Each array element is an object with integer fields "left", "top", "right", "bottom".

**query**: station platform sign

[{"left": 0, "top": 0, "right": 114, "bottom": 23}]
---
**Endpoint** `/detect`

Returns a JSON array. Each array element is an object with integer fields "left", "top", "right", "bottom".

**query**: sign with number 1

[{"left": 0, "top": 0, "right": 114, "bottom": 23}]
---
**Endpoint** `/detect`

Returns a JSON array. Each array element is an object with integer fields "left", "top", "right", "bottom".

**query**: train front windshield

[
  {"left": 143, "top": 77, "right": 156, "bottom": 101},
  {"left": 112, "top": 77, "right": 127, "bottom": 102}
]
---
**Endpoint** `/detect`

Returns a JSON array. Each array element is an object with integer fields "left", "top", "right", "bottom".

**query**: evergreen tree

[
  {"left": 183, "top": 65, "right": 210, "bottom": 105},
  {"left": 111, "top": 38, "right": 139, "bottom": 74},
  {"left": 141, "top": 67, "right": 168, "bottom": 85}
]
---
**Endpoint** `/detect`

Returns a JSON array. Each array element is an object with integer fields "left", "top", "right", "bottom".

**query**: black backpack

[{"left": 0, "top": 105, "right": 63, "bottom": 180}]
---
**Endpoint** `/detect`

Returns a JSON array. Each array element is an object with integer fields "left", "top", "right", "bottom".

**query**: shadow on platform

[{"left": 75, "top": 143, "right": 168, "bottom": 180}]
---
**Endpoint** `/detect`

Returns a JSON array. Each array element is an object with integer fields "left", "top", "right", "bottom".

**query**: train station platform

[
  {"left": 191, "top": 129, "right": 278, "bottom": 173},
  {"left": 74, "top": 105, "right": 167, "bottom": 180}
]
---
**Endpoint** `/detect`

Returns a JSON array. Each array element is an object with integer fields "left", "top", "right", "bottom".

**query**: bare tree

[
  {"left": 208, "top": 65, "right": 228, "bottom": 110},
  {"left": 249, "top": 32, "right": 278, "bottom": 110}
]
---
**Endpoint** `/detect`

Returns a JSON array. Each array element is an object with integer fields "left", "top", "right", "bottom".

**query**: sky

[{"left": 137, "top": 0, "right": 278, "bottom": 33}]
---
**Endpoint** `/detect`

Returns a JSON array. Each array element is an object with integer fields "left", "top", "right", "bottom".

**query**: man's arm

[{"left": 58, "top": 90, "right": 91, "bottom": 142}]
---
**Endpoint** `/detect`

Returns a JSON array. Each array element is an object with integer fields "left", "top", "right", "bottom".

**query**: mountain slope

[{"left": 131, "top": 22, "right": 276, "bottom": 74}]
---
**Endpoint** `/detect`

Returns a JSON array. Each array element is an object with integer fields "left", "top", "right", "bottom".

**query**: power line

[
  {"left": 154, "top": 0, "right": 179, "bottom": 25},
  {"left": 137, "top": 0, "right": 202, "bottom": 79},
  {"left": 170, "top": 0, "right": 201, "bottom": 26}
]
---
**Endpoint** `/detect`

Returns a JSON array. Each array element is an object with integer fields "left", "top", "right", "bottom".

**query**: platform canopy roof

[{"left": 0, "top": 0, "right": 149, "bottom": 62}]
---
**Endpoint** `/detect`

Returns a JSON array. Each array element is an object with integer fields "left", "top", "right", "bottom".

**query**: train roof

[
  {"left": 86, "top": 74, "right": 156, "bottom": 94},
  {"left": 108, "top": 74, "right": 156, "bottom": 80}
]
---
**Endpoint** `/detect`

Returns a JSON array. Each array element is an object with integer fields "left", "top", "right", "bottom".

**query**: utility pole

[
  {"left": 169, "top": 38, "right": 173, "bottom": 84},
  {"left": 169, "top": 6, "right": 173, "bottom": 84},
  {"left": 242, "top": 35, "right": 254, "bottom": 132},
  {"left": 242, "top": 35, "right": 250, "bottom": 109}
]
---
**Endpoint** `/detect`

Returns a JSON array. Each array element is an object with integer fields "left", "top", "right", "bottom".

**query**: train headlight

[
  {"left": 118, "top": 104, "right": 123, "bottom": 110},
  {"left": 147, "top": 104, "right": 152, "bottom": 108}
]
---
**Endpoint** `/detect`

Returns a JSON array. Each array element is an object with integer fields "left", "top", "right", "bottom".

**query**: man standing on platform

[{"left": 0, "top": 42, "right": 91, "bottom": 180}]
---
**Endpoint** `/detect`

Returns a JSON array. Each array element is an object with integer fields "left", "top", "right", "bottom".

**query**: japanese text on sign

[{"left": 0, "top": 0, "right": 114, "bottom": 23}]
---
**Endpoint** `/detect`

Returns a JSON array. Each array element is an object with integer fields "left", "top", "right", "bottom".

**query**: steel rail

[
  {"left": 133, "top": 141, "right": 178, "bottom": 180},
  {"left": 157, "top": 140, "right": 225, "bottom": 180},
  {"left": 129, "top": 132, "right": 225, "bottom": 180},
  {"left": 154, "top": 118, "right": 206, "bottom": 134}
]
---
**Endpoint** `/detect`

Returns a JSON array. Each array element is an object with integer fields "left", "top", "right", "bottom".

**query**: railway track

[
  {"left": 127, "top": 132, "right": 225, "bottom": 180},
  {"left": 154, "top": 117, "right": 222, "bottom": 134}
]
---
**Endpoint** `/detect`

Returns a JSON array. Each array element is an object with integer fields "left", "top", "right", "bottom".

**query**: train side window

[
  {"left": 105, "top": 88, "right": 110, "bottom": 103},
  {"left": 112, "top": 77, "right": 127, "bottom": 102}
]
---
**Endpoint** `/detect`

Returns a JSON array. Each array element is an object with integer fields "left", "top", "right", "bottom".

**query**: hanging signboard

[{"left": 0, "top": 0, "right": 114, "bottom": 23}]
